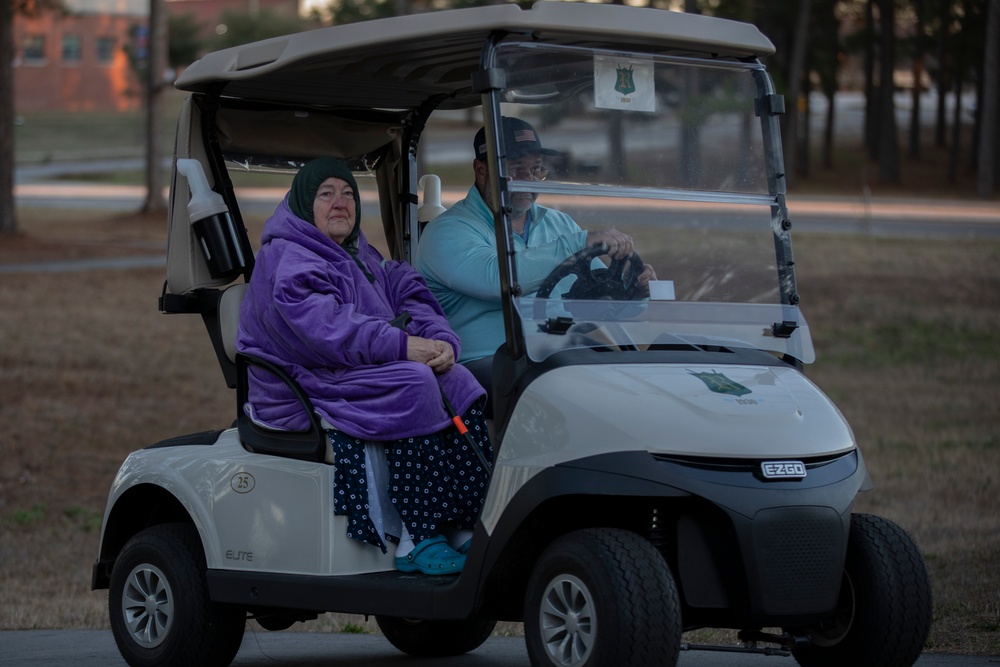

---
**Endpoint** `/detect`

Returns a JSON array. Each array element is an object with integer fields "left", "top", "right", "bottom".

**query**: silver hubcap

[
  {"left": 121, "top": 563, "right": 174, "bottom": 648},
  {"left": 539, "top": 574, "right": 596, "bottom": 666},
  {"left": 808, "top": 572, "right": 856, "bottom": 647}
]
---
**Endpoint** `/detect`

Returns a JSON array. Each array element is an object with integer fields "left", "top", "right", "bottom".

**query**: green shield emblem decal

[
  {"left": 615, "top": 65, "right": 636, "bottom": 96},
  {"left": 689, "top": 370, "right": 752, "bottom": 397}
]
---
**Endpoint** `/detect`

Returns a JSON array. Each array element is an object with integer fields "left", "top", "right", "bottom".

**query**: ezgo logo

[{"left": 760, "top": 460, "right": 807, "bottom": 480}]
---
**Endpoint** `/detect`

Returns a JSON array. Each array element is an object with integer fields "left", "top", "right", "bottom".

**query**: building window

[
  {"left": 62, "top": 34, "right": 82, "bottom": 63},
  {"left": 22, "top": 34, "right": 46, "bottom": 63},
  {"left": 96, "top": 37, "right": 116, "bottom": 64}
]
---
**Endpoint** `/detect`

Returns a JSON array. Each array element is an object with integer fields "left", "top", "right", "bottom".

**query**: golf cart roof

[{"left": 174, "top": 1, "right": 775, "bottom": 111}]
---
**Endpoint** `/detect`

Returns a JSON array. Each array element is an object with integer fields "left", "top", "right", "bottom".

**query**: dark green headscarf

[{"left": 288, "top": 157, "right": 362, "bottom": 253}]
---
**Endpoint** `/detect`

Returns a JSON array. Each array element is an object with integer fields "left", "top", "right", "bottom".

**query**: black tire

[
  {"left": 791, "top": 513, "right": 932, "bottom": 667},
  {"left": 375, "top": 616, "right": 497, "bottom": 657},
  {"left": 524, "top": 528, "right": 681, "bottom": 667},
  {"left": 109, "top": 523, "right": 246, "bottom": 667}
]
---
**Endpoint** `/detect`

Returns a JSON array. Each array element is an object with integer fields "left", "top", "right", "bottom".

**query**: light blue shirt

[{"left": 417, "top": 185, "right": 588, "bottom": 362}]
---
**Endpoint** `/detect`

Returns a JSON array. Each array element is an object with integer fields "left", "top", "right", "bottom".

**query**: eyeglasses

[{"left": 506, "top": 161, "right": 548, "bottom": 181}]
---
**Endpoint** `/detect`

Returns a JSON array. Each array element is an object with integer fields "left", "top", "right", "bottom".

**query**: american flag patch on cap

[{"left": 513, "top": 129, "right": 537, "bottom": 143}]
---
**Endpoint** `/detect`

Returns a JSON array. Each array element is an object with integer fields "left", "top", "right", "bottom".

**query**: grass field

[
  {"left": 4, "top": 99, "right": 1000, "bottom": 653},
  {"left": 0, "top": 203, "right": 997, "bottom": 654}
]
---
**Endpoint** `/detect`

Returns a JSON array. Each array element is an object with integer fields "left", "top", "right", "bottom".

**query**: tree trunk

[
  {"left": 971, "top": 48, "right": 983, "bottom": 170},
  {"left": 877, "top": 0, "right": 900, "bottom": 183},
  {"left": 784, "top": 0, "right": 813, "bottom": 187},
  {"left": 142, "top": 0, "right": 168, "bottom": 213},
  {"left": 679, "top": 69, "right": 701, "bottom": 189},
  {"left": 977, "top": 0, "right": 999, "bottom": 197},
  {"left": 822, "top": 89, "right": 836, "bottom": 169},
  {"left": 680, "top": 0, "right": 700, "bottom": 186},
  {"left": 798, "top": 79, "right": 811, "bottom": 178},
  {"left": 909, "top": 0, "right": 926, "bottom": 159},
  {"left": 864, "top": 0, "right": 879, "bottom": 158},
  {"left": 740, "top": 103, "right": 753, "bottom": 176},
  {"left": 948, "top": 70, "right": 963, "bottom": 184},
  {"left": 0, "top": 0, "right": 17, "bottom": 236},
  {"left": 934, "top": 0, "right": 950, "bottom": 148},
  {"left": 609, "top": 113, "right": 625, "bottom": 182}
]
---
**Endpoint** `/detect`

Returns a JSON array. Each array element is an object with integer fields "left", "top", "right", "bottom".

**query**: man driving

[{"left": 416, "top": 116, "right": 656, "bottom": 381}]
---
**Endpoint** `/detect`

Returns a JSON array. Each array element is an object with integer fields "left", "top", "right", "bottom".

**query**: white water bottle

[{"left": 177, "top": 159, "right": 245, "bottom": 280}]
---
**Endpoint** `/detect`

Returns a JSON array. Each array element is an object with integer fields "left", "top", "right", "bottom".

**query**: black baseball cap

[{"left": 474, "top": 116, "right": 559, "bottom": 161}]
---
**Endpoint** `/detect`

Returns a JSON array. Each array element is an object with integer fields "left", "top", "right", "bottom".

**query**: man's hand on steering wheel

[
  {"left": 536, "top": 244, "right": 651, "bottom": 301},
  {"left": 586, "top": 228, "right": 634, "bottom": 260},
  {"left": 635, "top": 262, "right": 656, "bottom": 295},
  {"left": 585, "top": 229, "right": 657, "bottom": 297}
]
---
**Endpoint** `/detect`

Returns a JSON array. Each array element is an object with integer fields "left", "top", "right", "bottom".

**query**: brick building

[
  {"left": 13, "top": 0, "right": 301, "bottom": 113},
  {"left": 14, "top": 0, "right": 148, "bottom": 112}
]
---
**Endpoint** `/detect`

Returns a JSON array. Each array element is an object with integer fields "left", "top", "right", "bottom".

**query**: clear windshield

[
  {"left": 492, "top": 42, "right": 812, "bottom": 363},
  {"left": 497, "top": 43, "right": 769, "bottom": 193}
]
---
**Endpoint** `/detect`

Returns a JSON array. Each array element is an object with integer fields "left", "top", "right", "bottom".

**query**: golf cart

[{"left": 92, "top": 3, "right": 933, "bottom": 666}]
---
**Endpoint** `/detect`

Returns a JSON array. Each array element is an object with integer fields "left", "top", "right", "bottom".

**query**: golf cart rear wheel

[
  {"left": 790, "top": 513, "right": 932, "bottom": 667},
  {"left": 375, "top": 616, "right": 497, "bottom": 657},
  {"left": 524, "top": 528, "right": 681, "bottom": 667},
  {"left": 109, "top": 523, "right": 246, "bottom": 667}
]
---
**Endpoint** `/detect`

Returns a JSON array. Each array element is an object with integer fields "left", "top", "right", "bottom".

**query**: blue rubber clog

[{"left": 395, "top": 535, "right": 465, "bottom": 575}]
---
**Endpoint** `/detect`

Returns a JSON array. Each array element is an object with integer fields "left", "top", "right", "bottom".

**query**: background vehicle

[{"left": 92, "top": 3, "right": 932, "bottom": 666}]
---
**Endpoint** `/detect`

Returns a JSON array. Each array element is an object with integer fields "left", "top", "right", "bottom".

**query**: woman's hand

[{"left": 406, "top": 336, "right": 456, "bottom": 374}]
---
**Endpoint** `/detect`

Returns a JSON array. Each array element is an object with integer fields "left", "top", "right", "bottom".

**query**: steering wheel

[{"left": 535, "top": 245, "right": 645, "bottom": 301}]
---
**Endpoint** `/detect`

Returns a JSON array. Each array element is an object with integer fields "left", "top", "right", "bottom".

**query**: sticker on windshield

[
  {"left": 594, "top": 55, "right": 655, "bottom": 112},
  {"left": 689, "top": 370, "right": 752, "bottom": 397},
  {"left": 648, "top": 280, "right": 675, "bottom": 300}
]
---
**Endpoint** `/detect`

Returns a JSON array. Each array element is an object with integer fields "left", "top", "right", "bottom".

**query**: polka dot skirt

[{"left": 328, "top": 398, "right": 492, "bottom": 551}]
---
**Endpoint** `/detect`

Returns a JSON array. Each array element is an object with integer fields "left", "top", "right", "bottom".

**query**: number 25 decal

[{"left": 231, "top": 472, "right": 255, "bottom": 493}]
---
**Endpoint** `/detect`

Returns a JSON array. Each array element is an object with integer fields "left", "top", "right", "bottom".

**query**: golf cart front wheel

[
  {"left": 524, "top": 527, "right": 681, "bottom": 667},
  {"left": 790, "top": 513, "right": 932, "bottom": 667},
  {"left": 109, "top": 523, "right": 246, "bottom": 667}
]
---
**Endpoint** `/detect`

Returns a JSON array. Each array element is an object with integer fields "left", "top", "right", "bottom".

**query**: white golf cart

[{"left": 92, "top": 3, "right": 933, "bottom": 666}]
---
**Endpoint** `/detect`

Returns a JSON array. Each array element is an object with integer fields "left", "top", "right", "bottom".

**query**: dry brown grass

[
  {"left": 0, "top": 210, "right": 231, "bottom": 629},
  {"left": 0, "top": 208, "right": 997, "bottom": 654},
  {"left": 795, "top": 234, "right": 1000, "bottom": 655}
]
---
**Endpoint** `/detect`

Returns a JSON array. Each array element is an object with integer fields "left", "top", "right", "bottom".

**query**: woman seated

[{"left": 237, "top": 157, "right": 492, "bottom": 575}]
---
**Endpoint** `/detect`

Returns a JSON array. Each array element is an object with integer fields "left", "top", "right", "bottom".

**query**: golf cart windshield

[
  {"left": 487, "top": 43, "right": 812, "bottom": 363},
  {"left": 165, "top": 6, "right": 808, "bottom": 369}
]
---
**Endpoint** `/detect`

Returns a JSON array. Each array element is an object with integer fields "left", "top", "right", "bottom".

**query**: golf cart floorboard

[{"left": 208, "top": 568, "right": 475, "bottom": 619}]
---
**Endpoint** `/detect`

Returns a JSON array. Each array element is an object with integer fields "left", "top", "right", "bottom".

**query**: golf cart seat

[
  {"left": 221, "top": 284, "right": 330, "bottom": 463},
  {"left": 218, "top": 282, "right": 246, "bottom": 366}
]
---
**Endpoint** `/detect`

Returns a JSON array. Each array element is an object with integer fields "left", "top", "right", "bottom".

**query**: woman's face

[{"left": 313, "top": 177, "right": 356, "bottom": 244}]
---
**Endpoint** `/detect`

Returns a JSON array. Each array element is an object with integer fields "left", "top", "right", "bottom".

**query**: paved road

[
  {"left": 13, "top": 180, "right": 1000, "bottom": 237},
  {"left": 1, "top": 629, "right": 997, "bottom": 666},
  {"left": 13, "top": 153, "right": 1000, "bottom": 240},
  {"left": 5, "top": 182, "right": 997, "bottom": 275}
]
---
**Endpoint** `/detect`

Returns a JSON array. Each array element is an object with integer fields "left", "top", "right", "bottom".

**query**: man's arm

[
  {"left": 419, "top": 217, "right": 510, "bottom": 301},
  {"left": 420, "top": 214, "right": 588, "bottom": 300}
]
